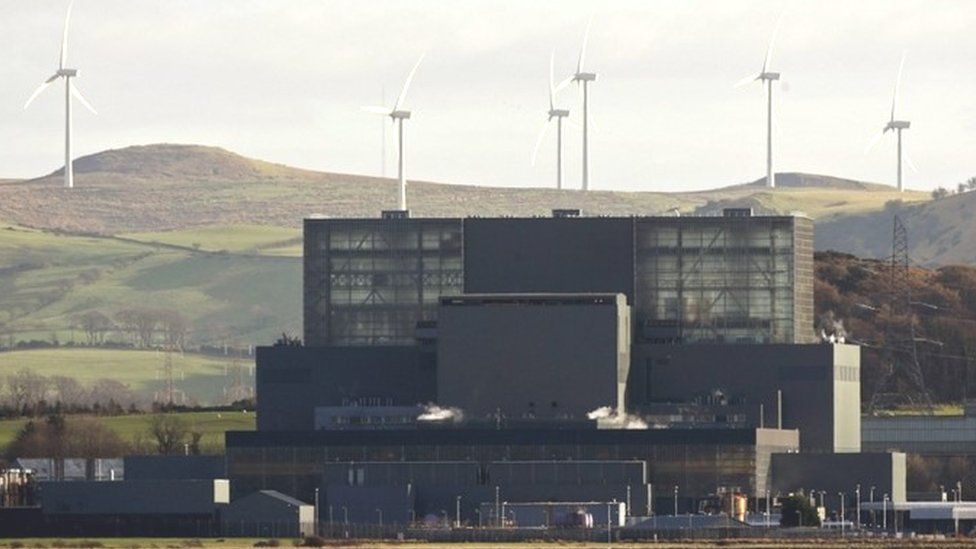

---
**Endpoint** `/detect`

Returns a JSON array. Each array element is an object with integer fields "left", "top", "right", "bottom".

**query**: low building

[
  {"left": 124, "top": 455, "right": 225, "bottom": 480},
  {"left": 223, "top": 490, "right": 314, "bottom": 537},
  {"left": 36, "top": 479, "right": 229, "bottom": 536},
  {"left": 227, "top": 426, "right": 798, "bottom": 519}
]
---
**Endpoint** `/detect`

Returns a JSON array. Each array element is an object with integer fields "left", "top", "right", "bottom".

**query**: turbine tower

[
  {"left": 24, "top": 0, "right": 97, "bottom": 190},
  {"left": 866, "top": 53, "right": 914, "bottom": 192},
  {"left": 735, "top": 15, "right": 783, "bottom": 189},
  {"left": 362, "top": 54, "right": 425, "bottom": 211},
  {"left": 572, "top": 20, "right": 597, "bottom": 191},
  {"left": 532, "top": 51, "right": 572, "bottom": 189}
]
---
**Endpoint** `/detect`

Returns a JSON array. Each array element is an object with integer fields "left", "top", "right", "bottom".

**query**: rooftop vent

[
  {"left": 722, "top": 208, "right": 753, "bottom": 218},
  {"left": 382, "top": 210, "right": 410, "bottom": 219},
  {"left": 552, "top": 208, "right": 582, "bottom": 218}
]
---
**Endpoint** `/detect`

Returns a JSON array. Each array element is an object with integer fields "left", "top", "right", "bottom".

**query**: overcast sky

[{"left": 1, "top": 0, "right": 974, "bottom": 192}]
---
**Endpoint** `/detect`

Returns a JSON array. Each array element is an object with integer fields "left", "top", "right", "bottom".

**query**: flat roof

[
  {"left": 227, "top": 427, "right": 766, "bottom": 448},
  {"left": 860, "top": 501, "right": 976, "bottom": 520}
]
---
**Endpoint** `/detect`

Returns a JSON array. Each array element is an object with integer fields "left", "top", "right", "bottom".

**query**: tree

[
  {"left": 75, "top": 311, "right": 112, "bottom": 345},
  {"left": 159, "top": 309, "right": 189, "bottom": 350},
  {"left": 780, "top": 494, "right": 820, "bottom": 527},
  {"left": 115, "top": 308, "right": 162, "bottom": 348},
  {"left": 6, "top": 415, "right": 127, "bottom": 460},
  {"left": 932, "top": 187, "right": 949, "bottom": 200},
  {"left": 4, "top": 369, "right": 49, "bottom": 414},
  {"left": 89, "top": 379, "right": 135, "bottom": 410},
  {"left": 51, "top": 376, "right": 87, "bottom": 408},
  {"left": 959, "top": 182, "right": 969, "bottom": 195},
  {"left": 968, "top": 176, "right": 976, "bottom": 191},
  {"left": 148, "top": 414, "right": 189, "bottom": 455}
]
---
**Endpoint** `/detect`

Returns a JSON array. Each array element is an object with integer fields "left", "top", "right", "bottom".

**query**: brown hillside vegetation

[
  {"left": 815, "top": 251, "right": 976, "bottom": 404},
  {"left": 0, "top": 144, "right": 923, "bottom": 234}
]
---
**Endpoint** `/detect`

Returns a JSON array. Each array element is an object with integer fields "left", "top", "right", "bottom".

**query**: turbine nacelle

[
  {"left": 885, "top": 120, "right": 910, "bottom": 132},
  {"left": 548, "top": 108, "right": 569, "bottom": 121},
  {"left": 390, "top": 110, "right": 411, "bottom": 120},
  {"left": 57, "top": 68, "right": 78, "bottom": 77},
  {"left": 573, "top": 72, "right": 597, "bottom": 83},
  {"left": 759, "top": 71, "right": 780, "bottom": 81}
]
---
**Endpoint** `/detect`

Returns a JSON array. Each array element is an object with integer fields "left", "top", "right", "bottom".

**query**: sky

[{"left": 1, "top": 0, "right": 974, "bottom": 192}]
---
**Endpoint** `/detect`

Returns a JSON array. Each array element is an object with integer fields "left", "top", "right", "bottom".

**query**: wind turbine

[
  {"left": 532, "top": 51, "right": 572, "bottom": 189},
  {"left": 24, "top": 0, "right": 97, "bottom": 190},
  {"left": 735, "top": 15, "right": 783, "bottom": 189},
  {"left": 361, "top": 54, "right": 425, "bottom": 211},
  {"left": 572, "top": 20, "right": 597, "bottom": 191},
  {"left": 866, "top": 52, "right": 915, "bottom": 192}
]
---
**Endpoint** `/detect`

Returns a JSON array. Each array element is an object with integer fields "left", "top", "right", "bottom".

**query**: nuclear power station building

[{"left": 230, "top": 209, "right": 903, "bottom": 525}]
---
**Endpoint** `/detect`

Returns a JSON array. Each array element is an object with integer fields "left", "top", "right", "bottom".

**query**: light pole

[
  {"left": 314, "top": 488, "right": 320, "bottom": 536},
  {"left": 855, "top": 484, "right": 861, "bottom": 530},
  {"left": 838, "top": 492, "right": 845, "bottom": 535},
  {"left": 818, "top": 491, "right": 826, "bottom": 509},
  {"left": 958, "top": 480, "right": 963, "bottom": 502},
  {"left": 495, "top": 486, "right": 500, "bottom": 527},
  {"left": 342, "top": 506, "right": 348, "bottom": 525},
  {"left": 607, "top": 501, "right": 613, "bottom": 549},
  {"left": 765, "top": 490, "right": 771, "bottom": 528},
  {"left": 882, "top": 494, "right": 889, "bottom": 531},
  {"left": 376, "top": 508, "right": 383, "bottom": 527},
  {"left": 455, "top": 495, "right": 462, "bottom": 528},
  {"left": 475, "top": 508, "right": 482, "bottom": 528},
  {"left": 673, "top": 485, "right": 679, "bottom": 516}
]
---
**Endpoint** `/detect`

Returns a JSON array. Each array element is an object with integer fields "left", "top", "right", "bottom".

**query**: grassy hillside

[
  {"left": 0, "top": 225, "right": 300, "bottom": 347},
  {"left": 817, "top": 190, "right": 976, "bottom": 266},
  {"left": 0, "top": 144, "right": 927, "bottom": 234},
  {"left": 121, "top": 225, "right": 302, "bottom": 256},
  {"left": 0, "top": 411, "right": 255, "bottom": 452},
  {"left": 0, "top": 348, "right": 253, "bottom": 406}
]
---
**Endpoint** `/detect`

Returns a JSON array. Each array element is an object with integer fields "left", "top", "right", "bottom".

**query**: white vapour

[
  {"left": 587, "top": 406, "right": 648, "bottom": 430},
  {"left": 417, "top": 403, "right": 464, "bottom": 422}
]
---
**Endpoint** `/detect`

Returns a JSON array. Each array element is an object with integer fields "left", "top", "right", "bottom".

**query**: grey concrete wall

[
  {"left": 256, "top": 345, "right": 436, "bottom": 431},
  {"left": 633, "top": 343, "right": 859, "bottom": 453},
  {"left": 437, "top": 294, "right": 629, "bottom": 419},
  {"left": 770, "top": 452, "right": 907, "bottom": 505},
  {"left": 38, "top": 480, "right": 225, "bottom": 515},
  {"left": 124, "top": 456, "right": 225, "bottom": 480},
  {"left": 463, "top": 218, "right": 636, "bottom": 300}
]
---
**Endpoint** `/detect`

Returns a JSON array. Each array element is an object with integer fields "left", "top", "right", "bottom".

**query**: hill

[
  {"left": 815, "top": 251, "right": 976, "bottom": 405},
  {"left": 0, "top": 144, "right": 925, "bottom": 234},
  {"left": 817, "top": 190, "right": 976, "bottom": 266}
]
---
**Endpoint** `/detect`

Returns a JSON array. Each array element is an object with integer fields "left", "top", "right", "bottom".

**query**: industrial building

[{"left": 226, "top": 208, "right": 900, "bottom": 530}]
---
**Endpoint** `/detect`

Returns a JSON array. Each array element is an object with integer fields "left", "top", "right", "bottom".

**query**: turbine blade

[
  {"left": 24, "top": 80, "right": 54, "bottom": 109},
  {"left": 60, "top": 0, "right": 75, "bottom": 70},
  {"left": 554, "top": 76, "right": 573, "bottom": 95},
  {"left": 891, "top": 51, "right": 906, "bottom": 122},
  {"left": 734, "top": 73, "right": 760, "bottom": 88},
  {"left": 904, "top": 149, "right": 919, "bottom": 173},
  {"left": 762, "top": 11, "right": 784, "bottom": 73},
  {"left": 361, "top": 105, "right": 391, "bottom": 115},
  {"left": 70, "top": 83, "right": 97, "bottom": 114},
  {"left": 548, "top": 50, "right": 556, "bottom": 112},
  {"left": 394, "top": 53, "right": 425, "bottom": 112},
  {"left": 863, "top": 128, "right": 885, "bottom": 154},
  {"left": 577, "top": 17, "right": 592, "bottom": 74},
  {"left": 531, "top": 121, "right": 551, "bottom": 167}
]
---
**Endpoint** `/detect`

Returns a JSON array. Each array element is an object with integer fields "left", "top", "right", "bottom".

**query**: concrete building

[
  {"left": 226, "top": 427, "right": 799, "bottom": 519},
  {"left": 124, "top": 455, "right": 225, "bottom": 480},
  {"left": 438, "top": 293, "right": 631, "bottom": 419},
  {"left": 862, "top": 413, "right": 976, "bottom": 455},
  {"left": 222, "top": 490, "right": 314, "bottom": 537},
  {"left": 770, "top": 452, "right": 907, "bottom": 508}
]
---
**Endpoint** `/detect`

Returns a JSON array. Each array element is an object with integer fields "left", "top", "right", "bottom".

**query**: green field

[
  {"left": 0, "top": 226, "right": 301, "bottom": 348},
  {"left": 0, "top": 411, "right": 255, "bottom": 452},
  {"left": 0, "top": 348, "right": 253, "bottom": 406},
  {"left": 122, "top": 225, "right": 302, "bottom": 257}
]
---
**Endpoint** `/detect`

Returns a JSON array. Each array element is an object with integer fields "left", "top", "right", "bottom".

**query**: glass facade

[
  {"left": 634, "top": 217, "right": 811, "bottom": 344},
  {"left": 304, "top": 218, "right": 463, "bottom": 346},
  {"left": 226, "top": 430, "right": 776, "bottom": 503},
  {"left": 303, "top": 214, "right": 813, "bottom": 347}
]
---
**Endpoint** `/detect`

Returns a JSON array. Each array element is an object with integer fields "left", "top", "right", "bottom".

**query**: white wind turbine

[
  {"left": 572, "top": 20, "right": 597, "bottom": 191},
  {"left": 361, "top": 54, "right": 425, "bottom": 211},
  {"left": 24, "top": 0, "right": 97, "bottom": 190},
  {"left": 865, "top": 52, "right": 916, "bottom": 192},
  {"left": 735, "top": 15, "right": 783, "bottom": 189},
  {"left": 531, "top": 51, "right": 573, "bottom": 189}
]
